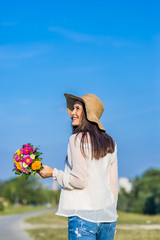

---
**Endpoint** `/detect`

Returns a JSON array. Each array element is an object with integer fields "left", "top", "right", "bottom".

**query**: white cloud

[
  {"left": 48, "top": 26, "right": 98, "bottom": 43},
  {"left": 0, "top": 43, "right": 52, "bottom": 61},
  {"left": 119, "top": 177, "right": 132, "bottom": 193},
  {"left": 48, "top": 26, "right": 134, "bottom": 47}
]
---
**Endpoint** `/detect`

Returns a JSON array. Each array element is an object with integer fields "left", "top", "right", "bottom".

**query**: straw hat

[{"left": 64, "top": 93, "right": 105, "bottom": 131}]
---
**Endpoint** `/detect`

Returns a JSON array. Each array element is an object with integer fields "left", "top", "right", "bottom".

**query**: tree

[
  {"left": 118, "top": 168, "right": 160, "bottom": 215},
  {"left": 1, "top": 175, "right": 54, "bottom": 205}
]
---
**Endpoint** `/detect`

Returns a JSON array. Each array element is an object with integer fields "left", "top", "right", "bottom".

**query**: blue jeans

[{"left": 68, "top": 216, "right": 116, "bottom": 240}]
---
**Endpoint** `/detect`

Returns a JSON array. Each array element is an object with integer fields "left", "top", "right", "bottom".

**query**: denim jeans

[{"left": 68, "top": 216, "right": 116, "bottom": 240}]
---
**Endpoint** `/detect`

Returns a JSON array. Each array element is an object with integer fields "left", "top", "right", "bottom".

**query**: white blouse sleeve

[
  {"left": 110, "top": 144, "right": 118, "bottom": 206},
  {"left": 53, "top": 135, "right": 88, "bottom": 190}
]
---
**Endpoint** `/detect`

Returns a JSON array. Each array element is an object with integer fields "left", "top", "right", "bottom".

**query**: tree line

[
  {"left": 1, "top": 168, "right": 160, "bottom": 214},
  {"left": 0, "top": 175, "right": 60, "bottom": 209},
  {"left": 118, "top": 168, "right": 160, "bottom": 215}
]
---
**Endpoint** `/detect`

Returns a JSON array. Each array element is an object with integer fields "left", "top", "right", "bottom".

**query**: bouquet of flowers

[{"left": 13, "top": 143, "right": 43, "bottom": 179}]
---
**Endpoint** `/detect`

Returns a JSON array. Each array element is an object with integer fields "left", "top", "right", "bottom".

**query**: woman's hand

[{"left": 39, "top": 165, "right": 54, "bottom": 178}]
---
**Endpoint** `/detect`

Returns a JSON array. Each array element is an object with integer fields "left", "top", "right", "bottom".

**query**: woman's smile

[{"left": 71, "top": 101, "right": 83, "bottom": 126}]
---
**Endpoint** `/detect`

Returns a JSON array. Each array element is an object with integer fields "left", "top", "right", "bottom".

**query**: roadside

[
  {"left": 0, "top": 205, "right": 52, "bottom": 216},
  {"left": 22, "top": 222, "right": 160, "bottom": 230},
  {"left": 0, "top": 208, "right": 54, "bottom": 240},
  {"left": 24, "top": 212, "right": 160, "bottom": 240}
]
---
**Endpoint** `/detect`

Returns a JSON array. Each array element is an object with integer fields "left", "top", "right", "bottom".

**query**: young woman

[{"left": 40, "top": 93, "right": 118, "bottom": 240}]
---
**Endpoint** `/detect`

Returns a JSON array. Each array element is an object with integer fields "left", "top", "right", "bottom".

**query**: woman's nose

[{"left": 71, "top": 109, "right": 76, "bottom": 115}]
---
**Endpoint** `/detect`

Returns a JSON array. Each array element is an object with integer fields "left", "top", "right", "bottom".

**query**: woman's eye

[{"left": 73, "top": 105, "right": 81, "bottom": 111}]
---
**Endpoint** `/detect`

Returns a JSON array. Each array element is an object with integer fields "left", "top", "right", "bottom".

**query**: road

[
  {"left": 0, "top": 208, "right": 54, "bottom": 240},
  {"left": 1, "top": 209, "right": 160, "bottom": 240}
]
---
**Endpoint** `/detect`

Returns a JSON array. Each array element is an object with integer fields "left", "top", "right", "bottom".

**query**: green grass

[
  {"left": 27, "top": 228, "right": 68, "bottom": 240},
  {"left": 0, "top": 205, "right": 51, "bottom": 215},
  {"left": 25, "top": 211, "right": 160, "bottom": 240},
  {"left": 117, "top": 211, "right": 160, "bottom": 225},
  {"left": 25, "top": 211, "right": 67, "bottom": 225},
  {"left": 25, "top": 211, "right": 160, "bottom": 226},
  {"left": 114, "top": 229, "right": 160, "bottom": 240},
  {"left": 26, "top": 228, "right": 160, "bottom": 240}
]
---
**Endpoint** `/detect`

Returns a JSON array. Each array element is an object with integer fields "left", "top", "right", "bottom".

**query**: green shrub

[{"left": 0, "top": 202, "right": 4, "bottom": 211}]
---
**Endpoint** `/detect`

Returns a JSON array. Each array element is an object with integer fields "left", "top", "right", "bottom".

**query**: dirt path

[
  {"left": 22, "top": 222, "right": 160, "bottom": 231},
  {"left": 117, "top": 224, "right": 160, "bottom": 230}
]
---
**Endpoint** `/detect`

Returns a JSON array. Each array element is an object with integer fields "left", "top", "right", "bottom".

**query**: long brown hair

[{"left": 72, "top": 102, "right": 115, "bottom": 160}]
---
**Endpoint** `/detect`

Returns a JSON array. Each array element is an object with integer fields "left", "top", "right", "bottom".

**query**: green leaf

[
  {"left": 34, "top": 152, "right": 42, "bottom": 157},
  {"left": 15, "top": 171, "right": 21, "bottom": 175},
  {"left": 35, "top": 157, "right": 43, "bottom": 161},
  {"left": 33, "top": 151, "right": 38, "bottom": 156},
  {"left": 23, "top": 174, "right": 30, "bottom": 180},
  {"left": 38, "top": 166, "right": 44, "bottom": 171}
]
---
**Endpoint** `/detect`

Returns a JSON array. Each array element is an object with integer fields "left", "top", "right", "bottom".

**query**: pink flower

[
  {"left": 22, "top": 168, "right": 29, "bottom": 174},
  {"left": 24, "top": 156, "right": 33, "bottom": 165},
  {"left": 15, "top": 155, "right": 21, "bottom": 162},
  {"left": 23, "top": 147, "right": 31, "bottom": 155},
  {"left": 20, "top": 148, "right": 23, "bottom": 154},
  {"left": 30, "top": 147, "right": 34, "bottom": 153},
  {"left": 23, "top": 144, "right": 30, "bottom": 148}
]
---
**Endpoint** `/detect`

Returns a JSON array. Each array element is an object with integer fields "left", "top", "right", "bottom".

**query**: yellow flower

[
  {"left": 30, "top": 154, "right": 35, "bottom": 160},
  {"left": 31, "top": 161, "right": 41, "bottom": 171},
  {"left": 13, "top": 158, "right": 16, "bottom": 164},
  {"left": 16, "top": 149, "right": 21, "bottom": 156},
  {"left": 16, "top": 162, "right": 22, "bottom": 171}
]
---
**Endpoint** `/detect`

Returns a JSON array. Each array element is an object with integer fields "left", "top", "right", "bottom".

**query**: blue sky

[{"left": 0, "top": 1, "right": 159, "bottom": 185}]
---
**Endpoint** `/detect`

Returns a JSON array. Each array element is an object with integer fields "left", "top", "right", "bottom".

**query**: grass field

[
  {"left": 117, "top": 211, "right": 160, "bottom": 225},
  {"left": 25, "top": 211, "right": 160, "bottom": 225},
  {"left": 27, "top": 228, "right": 160, "bottom": 240},
  {"left": 25, "top": 211, "right": 160, "bottom": 240},
  {"left": 0, "top": 205, "right": 51, "bottom": 215}
]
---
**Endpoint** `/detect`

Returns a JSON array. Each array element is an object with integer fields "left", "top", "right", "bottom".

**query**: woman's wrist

[{"left": 52, "top": 168, "right": 58, "bottom": 180}]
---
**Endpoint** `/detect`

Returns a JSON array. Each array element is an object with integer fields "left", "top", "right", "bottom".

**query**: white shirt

[{"left": 53, "top": 133, "right": 118, "bottom": 223}]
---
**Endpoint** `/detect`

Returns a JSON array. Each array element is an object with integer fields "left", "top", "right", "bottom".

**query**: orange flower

[
  {"left": 31, "top": 161, "right": 41, "bottom": 170},
  {"left": 16, "top": 162, "right": 22, "bottom": 171}
]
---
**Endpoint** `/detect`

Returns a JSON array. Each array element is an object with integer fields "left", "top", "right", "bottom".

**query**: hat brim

[
  {"left": 64, "top": 93, "right": 85, "bottom": 117},
  {"left": 64, "top": 93, "right": 105, "bottom": 131}
]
